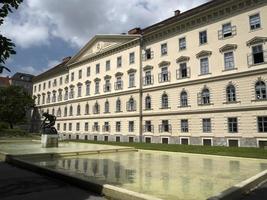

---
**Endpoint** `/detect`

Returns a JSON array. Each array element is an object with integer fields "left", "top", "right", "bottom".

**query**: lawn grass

[{"left": 68, "top": 140, "right": 267, "bottom": 159}]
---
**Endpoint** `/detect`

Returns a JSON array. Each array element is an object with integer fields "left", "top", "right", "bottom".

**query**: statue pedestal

[{"left": 41, "top": 134, "right": 59, "bottom": 148}]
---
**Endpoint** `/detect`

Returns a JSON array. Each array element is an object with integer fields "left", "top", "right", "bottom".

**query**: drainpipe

[{"left": 139, "top": 35, "right": 144, "bottom": 143}]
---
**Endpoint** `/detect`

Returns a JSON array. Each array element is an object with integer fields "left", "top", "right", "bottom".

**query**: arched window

[
  {"left": 180, "top": 91, "right": 188, "bottom": 107},
  {"left": 85, "top": 103, "right": 89, "bottom": 115},
  {"left": 145, "top": 95, "right": 151, "bottom": 110},
  {"left": 116, "top": 98, "right": 121, "bottom": 112},
  {"left": 161, "top": 93, "right": 168, "bottom": 108},
  {"left": 64, "top": 106, "right": 67, "bottom": 116},
  {"left": 201, "top": 88, "right": 210, "bottom": 104},
  {"left": 57, "top": 107, "right": 61, "bottom": 117},
  {"left": 69, "top": 105, "right": 73, "bottom": 116},
  {"left": 77, "top": 104, "right": 81, "bottom": 115},
  {"left": 127, "top": 97, "right": 136, "bottom": 111},
  {"left": 94, "top": 102, "right": 99, "bottom": 114},
  {"left": 226, "top": 84, "right": 236, "bottom": 102},
  {"left": 255, "top": 81, "right": 266, "bottom": 100},
  {"left": 104, "top": 100, "right": 110, "bottom": 113}
]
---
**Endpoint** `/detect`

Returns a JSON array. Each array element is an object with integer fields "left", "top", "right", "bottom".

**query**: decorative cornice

[
  {"left": 143, "top": 65, "right": 154, "bottom": 71},
  {"left": 158, "top": 61, "right": 171, "bottom": 67},
  {"left": 85, "top": 80, "right": 91, "bottom": 84},
  {"left": 219, "top": 44, "right": 238, "bottom": 53},
  {"left": 246, "top": 36, "right": 267, "bottom": 46},
  {"left": 104, "top": 75, "right": 112, "bottom": 80},
  {"left": 77, "top": 82, "right": 83, "bottom": 86},
  {"left": 127, "top": 68, "right": 137, "bottom": 74},
  {"left": 176, "top": 56, "right": 190, "bottom": 63},
  {"left": 115, "top": 72, "right": 123, "bottom": 77},
  {"left": 196, "top": 50, "right": 212, "bottom": 58},
  {"left": 94, "top": 77, "right": 101, "bottom": 82}
]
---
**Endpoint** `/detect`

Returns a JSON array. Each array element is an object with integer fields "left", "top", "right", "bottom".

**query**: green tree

[
  {"left": 0, "top": 0, "right": 23, "bottom": 74},
  {"left": 0, "top": 85, "right": 34, "bottom": 129}
]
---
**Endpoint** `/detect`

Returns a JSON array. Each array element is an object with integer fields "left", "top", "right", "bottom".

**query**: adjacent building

[{"left": 32, "top": 0, "right": 267, "bottom": 148}]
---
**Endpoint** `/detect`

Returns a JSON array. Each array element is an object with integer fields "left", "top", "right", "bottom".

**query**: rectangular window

[
  {"left": 144, "top": 71, "right": 152, "bottom": 85},
  {"left": 106, "top": 60, "right": 110, "bottom": 71},
  {"left": 53, "top": 79, "right": 57, "bottom": 87},
  {"left": 161, "top": 43, "right": 167, "bottom": 55},
  {"left": 43, "top": 83, "right": 46, "bottom": 90},
  {"left": 178, "top": 62, "right": 188, "bottom": 78},
  {"left": 78, "top": 69, "right": 82, "bottom": 79},
  {"left": 86, "top": 83, "right": 90, "bottom": 96},
  {"left": 222, "top": 23, "right": 233, "bottom": 38},
  {"left": 129, "top": 52, "right": 135, "bottom": 64},
  {"left": 228, "top": 117, "right": 238, "bottom": 133},
  {"left": 95, "top": 81, "right": 99, "bottom": 94},
  {"left": 200, "top": 57, "right": 209, "bottom": 75},
  {"left": 48, "top": 81, "right": 51, "bottom": 88},
  {"left": 63, "top": 123, "right": 66, "bottom": 131},
  {"left": 116, "top": 121, "right": 121, "bottom": 132},
  {"left": 69, "top": 123, "right": 72, "bottom": 131},
  {"left": 65, "top": 75, "right": 69, "bottom": 83},
  {"left": 38, "top": 84, "right": 41, "bottom": 91},
  {"left": 117, "top": 56, "right": 122, "bottom": 68},
  {"left": 71, "top": 72, "right": 74, "bottom": 81},
  {"left": 258, "top": 116, "right": 267, "bottom": 132},
  {"left": 181, "top": 119, "right": 189, "bottom": 132},
  {"left": 179, "top": 37, "right": 186, "bottom": 51},
  {"left": 252, "top": 44, "right": 264, "bottom": 64},
  {"left": 87, "top": 67, "right": 91, "bottom": 76},
  {"left": 162, "top": 120, "right": 169, "bottom": 132},
  {"left": 250, "top": 13, "right": 261, "bottom": 30},
  {"left": 202, "top": 118, "right": 211, "bottom": 133},
  {"left": 203, "top": 139, "right": 212, "bottom": 146},
  {"left": 57, "top": 123, "right": 60, "bottom": 131},
  {"left": 160, "top": 66, "right": 169, "bottom": 82},
  {"left": 96, "top": 64, "right": 100, "bottom": 74},
  {"left": 76, "top": 123, "right": 80, "bottom": 131},
  {"left": 34, "top": 85, "right": 36, "bottom": 92},
  {"left": 104, "top": 79, "right": 111, "bottom": 92},
  {"left": 224, "top": 52, "right": 235, "bottom": 70},
  {"left": 129, "top": 121, "right": 134, "bottom": 132},
  {"left": 104, "top": 122, "right": 110, "bottom": 132},
  {"left": 84, "top": 122, "right": 89, "bottom": 131},
  {"left": 60, "top": 77, "right": 63, "bottom": 85},
  {"left": 199, "top": 30, "right": 207, "bottom": 45},
  {"left": 77, "top": 85, "right": 82, "bottom": 97},
  {"left": 145, "top": 48, "right": 152, "bottom": 60},
  {"left": 129, "top": 73, "right": 135, "bottom": 88},
  {"left": 145, "top": 121, "right": 152, "bottom": 132}
]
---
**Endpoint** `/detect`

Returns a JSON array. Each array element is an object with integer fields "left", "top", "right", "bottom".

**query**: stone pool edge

[
  {"left": 4, "top": 155, "right": 162, "bottom": 200},
  {"left": 207, "top": 169, "right": 267, "bottom": 200}
]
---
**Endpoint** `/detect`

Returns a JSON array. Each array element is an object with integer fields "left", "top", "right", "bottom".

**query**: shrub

[{"left": 0, "top": 122, "right": 9, "bottom": 130}]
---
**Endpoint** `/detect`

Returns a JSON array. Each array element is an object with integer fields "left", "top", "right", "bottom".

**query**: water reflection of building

[{"left": 41, "top": 151, "right": 267, "bottom": 200}]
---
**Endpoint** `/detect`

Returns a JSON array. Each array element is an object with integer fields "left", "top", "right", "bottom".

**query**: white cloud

[
  {"left": 2, "top": 0, "right": 208, "bottom": 49},
  {"left": 19, "top": 66, "right": 41, "bottom": 75}
]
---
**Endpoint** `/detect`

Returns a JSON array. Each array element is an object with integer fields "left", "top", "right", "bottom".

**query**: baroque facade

[{"left": 32, "top": 0, "right": 267, "bottom": 148}]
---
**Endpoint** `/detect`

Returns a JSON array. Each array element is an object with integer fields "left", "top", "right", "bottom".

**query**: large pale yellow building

[{"left": 32, "top": 0, "right": 267, "bottom": 148}]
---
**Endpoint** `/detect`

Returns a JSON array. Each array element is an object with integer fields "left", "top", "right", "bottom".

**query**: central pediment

[{"left": 68, "top": 34, "right": 140, "bottom": 65}]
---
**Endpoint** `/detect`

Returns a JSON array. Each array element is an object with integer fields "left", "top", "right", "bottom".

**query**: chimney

[
  {"left": 128, "top": 27, "right": 142, "bottom": 35},
  {"left": 62, "top": 56, "right": 71, "bottom": 62},
  {"left": 174, "top": 9, "right": 181, "bottom": 16}
]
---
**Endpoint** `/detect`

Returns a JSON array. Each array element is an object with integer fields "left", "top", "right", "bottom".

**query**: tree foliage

[
  {"left": 0, "top": 0, "right": 23, "bottom": 73},
  {"left": 0, "top": 85, "right": 34, "bottom": 129}
]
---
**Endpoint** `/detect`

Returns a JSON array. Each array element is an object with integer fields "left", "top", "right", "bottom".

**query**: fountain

[{"left": 40, "top": 112, "right": 59, "bottom": 148}]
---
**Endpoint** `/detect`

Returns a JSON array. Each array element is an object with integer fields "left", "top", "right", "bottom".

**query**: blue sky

[{"left": 1, "top": 0, "right": 207, "bottom": 76}]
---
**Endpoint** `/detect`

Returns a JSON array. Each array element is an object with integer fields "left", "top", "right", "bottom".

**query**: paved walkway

[
  {"left": 0, "top": 162, "right": 106, "bottom": 200},
  {"left": 242, "top": 181, "right": 267, "bottom": 200}
]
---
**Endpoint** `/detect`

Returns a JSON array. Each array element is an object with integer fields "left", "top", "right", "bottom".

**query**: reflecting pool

[{"left": 23, "top": 150, "right": 267, "bottom": 200}]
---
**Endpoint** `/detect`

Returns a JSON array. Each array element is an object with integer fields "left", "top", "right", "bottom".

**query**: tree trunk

[{"left": 9, "top": 123, "right": 13, "bottom": 129}]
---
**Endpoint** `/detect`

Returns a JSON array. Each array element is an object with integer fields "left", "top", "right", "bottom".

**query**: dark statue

[{"left": 41, "top": 112, "right": 58, "bottom": 135}]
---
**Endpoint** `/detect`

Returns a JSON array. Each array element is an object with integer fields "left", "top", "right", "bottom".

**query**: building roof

[
  {"left": 0, "top": 77, "right": 10, "bottom": 87},
  {"left": 11, "top": 72, "right": 34, "bottom": 82},
  {"left": 32, "top": 57, "right": 71, "bottom": 83},
  {"left": 142, "top": 0, "right": 226, "bottom": 34}
]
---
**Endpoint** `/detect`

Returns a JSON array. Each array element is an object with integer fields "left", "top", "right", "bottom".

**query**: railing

[
  {"left": 92, "top": 126, "right": 100, "bottom": 132},
  {"left": 176, "top": 67, "right": 190, "bottom": 79},
  {"left": 247, "top": 50, "right": 267, "bottom": 66},
  {"left": 159, "top": 124, "right": 172, "bottom": 133},
  {"left": 143, "top": 75, "right": 154, "bottom": 86},
  {"left": 102, "top": 125, "right": 110, "bottom": 132},
  {"left": 218, "top": 25, "right": 236, "bottom": 40},
  {"left": 142, "top": 51, "right": 154, "bottom": 61},
  {"left": 143, "top": 125, "right": 154, "bottom": 133},
  {"left": 114, "top": 81, "right": 123, "bottom": 90},
  {"left": 158, "top": 72, "right": 170, "bottom": 83},
  {"left": 126, "top": 101, "right": 137, "bottom": 111},
  {"left": 103, "top": 83, "right": 111, "bottom": 92}
]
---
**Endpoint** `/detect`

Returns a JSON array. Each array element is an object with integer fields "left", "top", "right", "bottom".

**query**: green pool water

[{"left": 22, "top": 150, "right": 267, "bottom": 200}]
